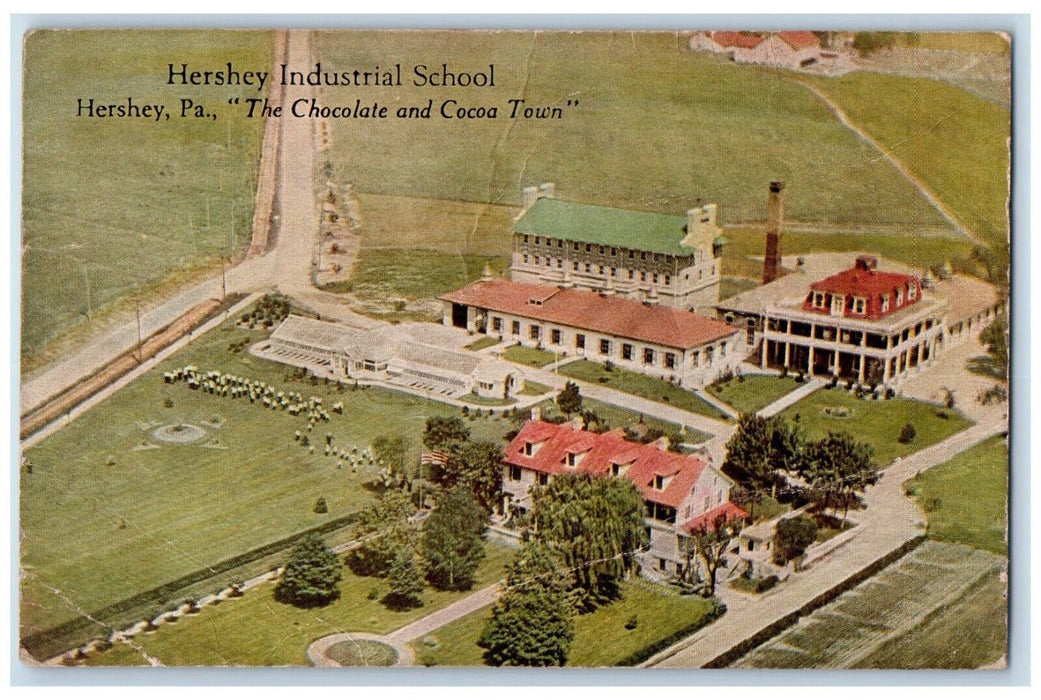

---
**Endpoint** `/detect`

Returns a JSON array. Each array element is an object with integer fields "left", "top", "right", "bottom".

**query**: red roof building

[
  {"left": 501, "top": 418, "right": 746, "bottom": 575},
  {"left": 692, "top": 30, "right": 823, "bottom": 70},
  {"left": 441, "top": 279, "right": 743, "bottom": 388},
  {"left": 803, "top": 255, "right": 923, "bottom": 320}
]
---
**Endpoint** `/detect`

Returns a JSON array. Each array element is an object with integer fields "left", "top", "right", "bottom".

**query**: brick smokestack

[{"left": 762, "top": 180, "right": 785, "bottom": 285}]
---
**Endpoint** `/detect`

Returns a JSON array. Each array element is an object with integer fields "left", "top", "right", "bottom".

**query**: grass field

[
  {"left": 558, "top": 360, "right": 730, "bottom": 420},
  {"left": 413, "top": 579, "right": 716, "bottom": 667},
  {"left": 82, "top": 542, "right": 514, "bottom": 666},
  {"left": 502, "top": 345, "right": 558, "bottom": 368},
  {"left": 907, "top": 436, "right": 1008, "bottom": 555},
  {"left": 706, "top": 375, "right": 800, "bottom": 415},
  {"left": 803, "top": 72, "right": 1010, "bottom": 253},
  {"left": 20, "top": 311, "right": 516, "bottom": 636},
  {"left": 318, "top": 31, "right": 948, "bottom": 232},
  {"left": 22, "top": 30, "right": 272, "bottom": 365},
  {"left": 734, "top": 541, "right": 1005, "bottom": 669},
  {"left": 777, "top": 389, "right": 973, "bottom": 465}
]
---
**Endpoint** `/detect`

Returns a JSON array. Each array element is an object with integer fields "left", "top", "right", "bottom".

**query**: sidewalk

[
  {"left": 756, "top": 378, "right": 824, "bottom": 418},
  {"left": 385, "top": 583, "right": 502, "bottom": 645}
]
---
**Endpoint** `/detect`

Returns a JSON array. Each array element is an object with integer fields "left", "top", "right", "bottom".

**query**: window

[
  {"left": 585, "top": 263, "right": 592, "bottom": 273},
  {"left": 576, "top": 333, "right": 586, "bottom": 349},
  {"left": 573, "top": 261, "right": 579, "bottom": 271},
  {"left": 573, "top": 243, "right": 579, "bottom": 251},
  {"left": 523, "top": 254, "right": 529, "bottom": 264},
  {"left": 881, "top": 294, "right": 890, "bottom": 313},
  {"left": 610, "top": 267, "right": 616, "bottom": 277},
  {"left": 599, "top": 339, "right": 611, "bottom": 355},
  {"left": 599, "top": 246, "right": 605, "bottom": 254},
  {"left": 557, "top": 239, "right": 562, "bottom": 248},
  {"left": 610, "top": 248, "right": 617, "bottom": 256},
  {"left": 812, "top": 292, "right": 826, "bottom": 308},
  {"left": 664, "top": 275, "right": 671, "bottom": 285},
  {"left": 665, "top": 352, "right": 676, "bottom": 369},
  {"left": 523, "top": 235, "right": 529, "bottom": 243},
  {"left": 512, "top": 320, "right": 520, "bottom": 335},
  {"left": 537, "top": 473, "right": 549, "bottom": 486},
  {"left": 908, "top": 283, "right": 917, "bottom": 300},
  {"left": 640, "top": 272, "right": 647, "bottom": 282},
  {"left": 509, "top": 465, "right": 522, "bottom": 481},
  {"left": 692, "top": 351, "right": 700, "bottom": 368},
  {"left": 523, "top": 442, "right": 536, "bottom": 456},
  {"left": 621, "top": 343, "right": 633, "bottom": 360},
  {"left": 896, "top": 288, "right": 904, "bottom": 305},
  {"left": 599, "top": 265, "right": 605, "bottom": 275},
  {"left": 628, "top": 270, "right": 635, "bottom": 280},
  {"left": 551, "top": 328, "right": 562, "bottom": 345},
  {"left": 706, "top": 346, "right": 714, "bottom": 363},
  {"left": 534, "top": 236, "right": 540, "bottom": 245},
  {"left": 556, "top": 259, "right": 563, "bottom": 269},
  {"left": 529, "top": 325, "right": 541, "bottom": 341},
  {"left": 534, "top": 255, "right": 540, "bottom": 265},
  {"left": 652, "top": 273, "right": 659, "bottom": 284},
  {"left": 586, "top": 244, "right": 591, "bottom": 252},
  {"left": 628, "top": 250, "right": 635, "bottom": 259},
  {"left": 653, "top": 474, "right": 666, "bottom": 490},
  {"left": 641, "top": 252, "right": 647, "bottom": 260},
  {"left": 492, "top": 317, "right": 502, "bottom": 332},
  {"left": 643, "top": 347, "right": 655, "bottom": 365},
  {"left": 853, "top": 297, "right": 866, "bottom": 314}
]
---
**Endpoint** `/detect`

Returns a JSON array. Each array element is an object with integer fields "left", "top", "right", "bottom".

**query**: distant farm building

[
  {"left": 254, "top": 315, "right": 522, "bottom": 400},
  {"left": 509, "top": 184, "right": 725, "bottom": 310},
  {"left": 501, "top": 416, "right": 746, "bottom": 576},
  {"left": 690, "top": 30, "right": 823, "bottom": 69},
  {"left": 440, "top": 278, "right": 744, "bottom": 388}
]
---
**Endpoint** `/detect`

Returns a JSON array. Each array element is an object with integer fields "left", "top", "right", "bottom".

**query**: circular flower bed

[
  {"left": 152, "top": 423, "right": 207, "bottom": 444},
  {"left": 324, "top": 639, "right": 398, "bottom": 667},
  {"left": 820, "top": 406, "right": 853, "bottom": 419}
]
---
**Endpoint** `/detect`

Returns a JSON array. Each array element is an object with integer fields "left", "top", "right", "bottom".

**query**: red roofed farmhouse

[
  {"left": 440, "top": 278, "right": 743, "bottom": 387},
  {"left": 690, "top": 30, "right": 823, "bottom": 69},
  {"left": 502, "top": 416, "right": 745, "bottom": 576},
  {"left": 760, "top": 255, "right": 948, "bottom": 386}
]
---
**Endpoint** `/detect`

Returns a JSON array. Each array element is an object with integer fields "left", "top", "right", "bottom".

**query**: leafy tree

[
  {"left": 940, "top": 387, "right": 957, "bottom": 411},
  {"left": 772, "top": 515, "right": 817, "bottom": 565},
  {"left": 478, "top": 541, "right": 575, "bottom": 667},
  {"left": 372, "top": 434, "right": 412, "bottom": 479},
  {"left": 802, "top": 432, "right": 879, "bottom": 526},
  {"left": 423, "top": 416, "right": 471, "bottom": 452},
  {"left": 852, "top": 31, "right": 898, "bottom": 55},
  {"left": 433, "top": 440, "right": 503, "bottom": 514},
  {"left": 423, "top": 487, "right": 488, "bottom": 591},
  {"left": 556, "top": 381, "right": 583, "bottom": 418},
  {"left": 274, "top": 535, "right": 342, "bottom": 608},
  {"left": 979, "top": 313, "right": 1008, "bottom": 380},
  {"left": 530, "top": 473, "right": 648, "bottom": 612},
  {"left": 383, "top": 549, "right": 425, "bottom": 610},
  {"left": 723, "top": 414, "right": 804, "bottom": 513},
  {"left": 346, "top": 490, "right": 417, "bottom": 577},
  {"left": 683, "top": 513, "right": 742, "bottom": 597}
]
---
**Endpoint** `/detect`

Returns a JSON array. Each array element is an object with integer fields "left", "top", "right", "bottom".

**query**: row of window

[
  {"left": 490, "top": 316, "right": 727, "bottom": 368},
  {"left": 810, "top": 283, "right": 918, "bottom": 315},
  {"left": 767, "top": 316, "right": 936, "bottom": 348},
  {"left": 520, "top": 254, "right": 677, "bottom": 285},
  {"left": 520, "top": 234, "right": 673, "bottom": 263}
]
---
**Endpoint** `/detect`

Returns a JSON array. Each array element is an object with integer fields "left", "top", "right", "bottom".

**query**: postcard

[{"left": 18, "top": 27, "right": 1010, "bottom": 669}]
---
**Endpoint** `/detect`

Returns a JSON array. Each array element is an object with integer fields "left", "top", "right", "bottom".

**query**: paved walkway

[
  {"left": 646, "top": 417, "right": 1006, "bottom": 668},
  {"left": 757, "top": 378, "right": 824, "bottom": 418},
  {"left": 385, "top": 583, "right": 502, "bottom": 645}
]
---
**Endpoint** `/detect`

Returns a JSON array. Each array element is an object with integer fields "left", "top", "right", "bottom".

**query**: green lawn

[
  {"left": 519, "top": 380, "right": 552, "bottom": 396},
  {"left": 559, "top": 360, "right": 729, "bottom": 421},
  {"left": 803, "top": 72, "right": 1010, "bottom": 253},
  {"left": 907, "top": 436, "right": 1008, "bottom": 555},
  {"left": 83, "top": 542, "right": 514, "bottom": 666},
  {"left": 502, "top": 345, "right": 559, "bottom": 368},
  {"left": 533, "top": 398, "right": 713, "bottom": 448},
  {"left": 465, "top": 337, "right": 500, "bottom": 351},
  {"left": 319, "top": 32, "right": 948, "bottom": 233},
  {"left": 706, "top": 375, "right": 801, "bottom": 415},
  {"left": 413, "top": 580, "right": 716, "bottom": 667},
  {"left": 21, "top": 309, "right": 517, "bottom": 639},
  {"left": 777, "top": 389, "right": 973, "bottom": 465},
  {"left": 22, "top": 30, "right": 271, "bottom": 366}
]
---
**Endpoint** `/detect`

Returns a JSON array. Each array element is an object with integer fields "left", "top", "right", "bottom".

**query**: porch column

[
  {"left": 832, "top": 349, "right": 840, "bottom": 376},
  {"left": 883, "top": 355, "right": 892, "bottom": 384},
  {"left": 761, "top": 335, "right": 769, "bottom": 368},
  {"left": 858, "top": 354, "right": 865, "bottom": 383},
  {"left": 807, "top": 345, "right": 815, "bottom": 375},
  {"left": 784, "top": 341, "right": 791, "bottom": 367}
]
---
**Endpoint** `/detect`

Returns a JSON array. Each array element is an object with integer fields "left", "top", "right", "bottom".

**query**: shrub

[
  {"left": 163, "top": 397, "right": 174, "bottom": 408},
  {"left": 625, "top": 614, "right": 639, "bottom": 631},
  {"left": 274, "top": 535, "right": 342, "bottom": 608},
  {"left": 755, "top": 575, "right": 780, "bottom": 593},
  {"left": 898, "top": 423, "right": 917, "bottom": 444},
  {"left": 313, "top": 496, "right": 329, "bottom": 514}
]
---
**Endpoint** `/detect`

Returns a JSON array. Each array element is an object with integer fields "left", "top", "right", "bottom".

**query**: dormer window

[
  {"left": 830, "top": 295, "right": 845, "bottom": 316},
  {"left": 908, "top": 283, "right": 917, "bottom": 300},
  {"left": 653, "top": 474, "right": 671, "bottom": 491},
  {"left": 896, "top": 288, "right": 904, "bottom": 305},
  {"left": 611, "top": 462, "right": 631, "bottom": 478},
  {"left": 881, "top": 294, "right": 891, "bottom": 313},
  {"left": 565, "top": 451, "right": 587, "bottom": 468},
  {"left": 853, "top": 297, "right": 866, "bottom": 314},
  {"left": 812, "top": 292, "right": 826, "bottom": 309},
  {"left": 523, "top": 441, "right": 542, "bottom": 457}
]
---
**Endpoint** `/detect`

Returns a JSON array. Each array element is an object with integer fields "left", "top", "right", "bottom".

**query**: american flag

[{"left": 420, "top": 450, "right": 451, "bottom": 466}]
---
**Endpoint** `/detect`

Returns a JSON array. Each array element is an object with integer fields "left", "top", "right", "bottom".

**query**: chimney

[
  {"left": 571, "top": 415, "right": 585, "bottom": 431},
  {"left": 480, "top": 262, "right": 494, "bottom": 282},
  {"left": 529, "top": 406, "right": 541, "bottom": 422},
  {"left": 521, "top": 186, "right": 538, "bottom": 210},
  {"left": 762, "top": 180, "right": 785, "bottom": 285},
  {"left": 644, "top": 286, "right": 660, "bottom": 306},
  {"left": 538, "top": 182, "right": 556, "bottom": 199}
]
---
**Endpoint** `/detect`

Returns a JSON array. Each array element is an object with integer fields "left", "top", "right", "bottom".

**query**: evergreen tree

[
  {"left": 772, "top": 515, "right": 817, "bottom": 565},
  {"left": 802, "top": 432, "right": 879, "bottom": 525},
  {"left": 274, "top": 535, "right": 342, "bottom": 608},
  {"left": 478, "top": 541, "right": 575, "bottom": 667},
  {"left": 423, "top": 487, "right": 488, "bottom": 591},
  {"left": 556, "top": 381, "right": 583, "bottom": 418},
  {"left": 530, "top": 472, "right": 647, "bottom": 612},
  {"left": 433, "top": 440, "right": 503, "bottom": 514},
  {"left": 383, "top": 549, "right": 425, "bottom": 610}
]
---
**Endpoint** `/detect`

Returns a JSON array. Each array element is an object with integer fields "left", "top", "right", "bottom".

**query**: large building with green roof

[{"left": 509, "top": 185, "right": 724, "bottom": 310}]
